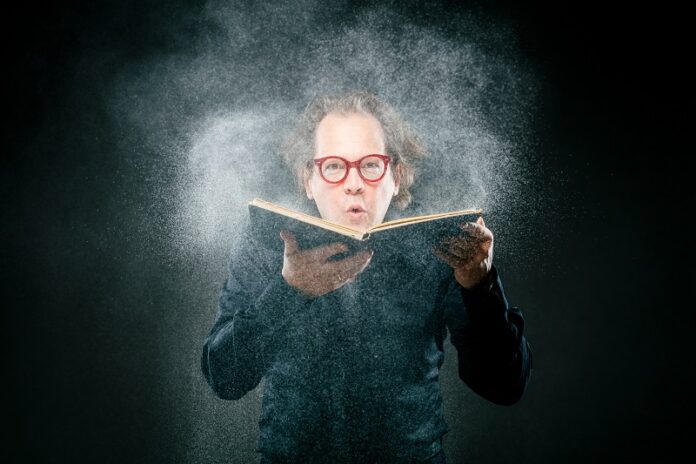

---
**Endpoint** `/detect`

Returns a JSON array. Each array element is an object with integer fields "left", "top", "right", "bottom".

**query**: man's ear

[
  {"left": 393, "top": 164, "right": 401, "bottom": 197},
  {"left": 303, "top": 170, "right": 314, "bottom": 200}
]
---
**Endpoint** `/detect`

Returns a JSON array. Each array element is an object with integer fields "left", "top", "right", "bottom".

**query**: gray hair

[{"left": 281, "top": 91, "right": 427, "bottom": 209}]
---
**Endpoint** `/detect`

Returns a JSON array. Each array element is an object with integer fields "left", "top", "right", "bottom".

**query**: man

[{"left": 202, "top": 92, "right": 532, "bottom": 463}]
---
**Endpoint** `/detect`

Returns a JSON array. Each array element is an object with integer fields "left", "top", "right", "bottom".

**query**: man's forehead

[{"left": 314, "top": 112, "right": 385, "bottom": 156}]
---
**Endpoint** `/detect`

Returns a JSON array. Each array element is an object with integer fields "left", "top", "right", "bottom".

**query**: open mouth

[
  {"left": 347, "top": 205, "right": 366, "bottom": 215},
  {"left": 346, "top": 205, "right": 366, "bottom": 216}
]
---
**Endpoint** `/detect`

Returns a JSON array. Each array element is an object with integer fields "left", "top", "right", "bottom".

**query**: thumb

[{"left": 280, "top": 230, "right": 299, "bottom": 256}]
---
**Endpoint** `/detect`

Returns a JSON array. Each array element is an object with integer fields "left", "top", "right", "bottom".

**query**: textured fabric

[
  {"left": 259, "top": 443, "right": 446, "bottom": 463},
  {"left": 201, "top": 224, "right": 532, "bottom": 463}
]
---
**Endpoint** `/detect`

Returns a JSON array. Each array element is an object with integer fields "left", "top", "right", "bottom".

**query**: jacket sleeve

[
  {"left": 441, "top": 265, "right": 533, "bottom": 405},
  {"left": 201, "top": 231, "right": 314, "bottom": 400}
]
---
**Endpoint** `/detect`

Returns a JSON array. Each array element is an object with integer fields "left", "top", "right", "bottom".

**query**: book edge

[
  {"left": 249, "top": 198, "right": 367, "bottom": 240},
  {"left": 249, "top": 198, "right": 481, "bottom": 239},
  {"left": 367, "top": 208, "right": 483, "bottom": 233}
]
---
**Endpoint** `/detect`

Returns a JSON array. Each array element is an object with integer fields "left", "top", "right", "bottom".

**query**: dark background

[{"left": 3, "top": 0, "right": 690, "bottom": 462}]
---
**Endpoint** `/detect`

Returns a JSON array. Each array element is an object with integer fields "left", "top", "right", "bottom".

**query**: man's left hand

[{"left": 432, "top": 216, "right": 494, "bottom": 290}]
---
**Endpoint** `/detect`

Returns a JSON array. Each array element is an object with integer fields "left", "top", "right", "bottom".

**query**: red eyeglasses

[{"left": 312, "top": 154, "right": 392, "bottom": 184}]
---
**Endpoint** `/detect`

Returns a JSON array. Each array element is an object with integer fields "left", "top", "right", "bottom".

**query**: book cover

[{"left": 248, "top": 198, "right": 483, "bottom": 255}]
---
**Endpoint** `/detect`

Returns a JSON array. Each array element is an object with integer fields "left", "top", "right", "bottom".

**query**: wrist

[{"left": 457, "top": 268, "right": 495, "bottom": 293}]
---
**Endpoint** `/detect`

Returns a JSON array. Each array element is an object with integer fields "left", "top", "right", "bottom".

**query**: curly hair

[{"left": 281, "top": 91, "right": 427, "bottom": 209}]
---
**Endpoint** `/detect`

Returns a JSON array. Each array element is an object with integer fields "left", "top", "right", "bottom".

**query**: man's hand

[
  {"left": 280, "top": 230, "right": 373, "bottom": 298},
  {"left": 432, "top": 216, "right": 494, "bottom": 290}
]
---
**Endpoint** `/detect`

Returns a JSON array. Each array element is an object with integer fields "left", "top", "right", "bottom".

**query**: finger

[
  {"left": 474, "top": 219, "right": 493, "bottom": 241},
  {"left": 479, "top": 236, "right": 493, "bottom": 255},
  {"left": 441, "top": 241, "right": 488, "bottom": 267},
  {"left": 439, "top": 235, "right": 474, "bottom": 253},
  {"left": 330, "top": 250, "right": 373, "bottom": 279},
  {"left": 306, "top": 241, "right": 350, "bottom": 261},
  {"left": 460, "top": 221, "right": 493, "bottom": 243},
  {"left": 432, "top": 246, "right": 465, "bottom": 269},
  {"left": 280, "top": 230, "right": 299, "bottom": 256},
  {"left": 344, "top": 249, "right": 374, "bottom": 275},
  {"left": 440, "top": 242, "right": 477, "bottom": 262},
  {"left": 457, "top": 222, "right": 476, "bottom": 237},
  {"left": 459, "top": 221, "right": 483, "bottom": 238},
  {"left": 441, "top": 234, "right": 479, "bottom": 251},
  {"left": 447, "top": 234, "right": 491, "bottom": 256}
]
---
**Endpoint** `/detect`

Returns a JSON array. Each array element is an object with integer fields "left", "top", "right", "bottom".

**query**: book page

[
  {"left": 249, "top": 198, "right": 366, "bottom": 239},
  {"left": 367, "top": 208, "right": 483, "bottom": 233},
  {"left": 250, "top": 198, "right": 481, "bottom": 239}
]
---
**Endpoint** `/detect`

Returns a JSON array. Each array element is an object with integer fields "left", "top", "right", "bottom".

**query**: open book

[{"left": 248, "top": 198, "right": 483, "bottom": 252}]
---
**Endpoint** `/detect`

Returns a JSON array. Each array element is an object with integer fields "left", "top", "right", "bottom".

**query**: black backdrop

[{"left": 4, "top": 1, "right": 690, "bottom": 463}]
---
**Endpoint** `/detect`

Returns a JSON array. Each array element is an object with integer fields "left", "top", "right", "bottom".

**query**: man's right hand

[{"left": 280, "top": 230, "right": 373, "bottom": 298}]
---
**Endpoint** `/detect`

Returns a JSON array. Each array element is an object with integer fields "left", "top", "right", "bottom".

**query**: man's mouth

[{"left": 346, "top": 205, "right": 367, "bottom": 215}]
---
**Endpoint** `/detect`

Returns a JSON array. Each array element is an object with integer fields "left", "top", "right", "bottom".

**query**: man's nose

[{"left": 343, "top": 166, "right": 364, "bottom": 194}]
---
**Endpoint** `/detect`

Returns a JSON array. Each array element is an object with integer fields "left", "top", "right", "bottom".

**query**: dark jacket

[{"left": 201, "top": 225, "right": 532, "bottom": 463}]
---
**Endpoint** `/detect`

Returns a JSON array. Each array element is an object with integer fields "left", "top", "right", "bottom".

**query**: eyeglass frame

[{"left": 310, "top": 154, "right": 393, "bottom": 184}]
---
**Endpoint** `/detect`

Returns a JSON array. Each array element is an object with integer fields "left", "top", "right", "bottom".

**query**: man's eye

[{"left": 324, "top": 163, "right": 344, "bottom": 172}]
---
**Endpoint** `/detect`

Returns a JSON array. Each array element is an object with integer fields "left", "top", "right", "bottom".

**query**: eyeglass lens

[{"left": 321, "top": 156, "right": 386, "bottom": 182}]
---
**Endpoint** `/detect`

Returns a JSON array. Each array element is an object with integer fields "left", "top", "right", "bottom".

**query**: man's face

[{"left": 304, "top": 112, "right": 399, "bottom": 232}]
